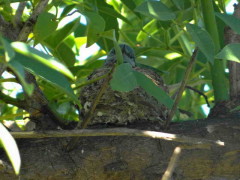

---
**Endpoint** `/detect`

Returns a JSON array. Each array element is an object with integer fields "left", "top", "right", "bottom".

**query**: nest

[{"left": 80, "top": 66, "right": 169, "bottom": 125}]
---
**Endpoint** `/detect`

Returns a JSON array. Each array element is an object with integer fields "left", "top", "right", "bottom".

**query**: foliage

[{"left": 1, "top": 0, "right": 240, "bottom": 174}]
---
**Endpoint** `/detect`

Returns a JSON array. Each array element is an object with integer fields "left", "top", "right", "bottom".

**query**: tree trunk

[
  {"left": 1, "top": 118, "right": 240, "bottom": 180},
  {"left": 225, "top": 3, "right": 240, "bottom": 100}
]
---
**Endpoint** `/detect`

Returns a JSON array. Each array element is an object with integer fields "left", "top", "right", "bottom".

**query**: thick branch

[{"left": 11, "top": 128, "right": 224, "bottom": 147}]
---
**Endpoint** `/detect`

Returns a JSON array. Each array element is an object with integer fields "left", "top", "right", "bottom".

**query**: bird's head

[{"left": 105, "top": 44, "right": 135, "bottom": 67}]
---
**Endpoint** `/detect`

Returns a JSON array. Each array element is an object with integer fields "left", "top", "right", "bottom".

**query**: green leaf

[
  {"left": 216, "top": 43, "right": 240, "bottom": 62},
  {"left": 0, "top": 123, "right": 21, "bottom": 175},
  {"left": 56, "top": 42, "right": 76, "bottom": 67},
  {"left": 121, "top": 0, "right": 141, "bottom": 18},
  {"left": 45, "top": 17, "right": 80, "bottom": 48},
  {"left": 0, "top": 36, "right": 15, "bottom": 62},
  {"left": 110, "top": 63, "right": 138, "bottom": 92},
  {"left": 98, "top": 6, "right": 131, "bottom": 25},
  {"left": 34, "top": 12, "right": 58, "bottom": 42},
  {"left": 136, "top": 19, "right": 158, "bottom": 42},
  {"left": 134, "top": 71, "right": 173, "bottom": 109},
  {"left": 215, "top": 13, "right": 240, "bottom": 34},
  {"left": 11, "top": 53, "right": 80, "bottom": 106},
  {"left": 172, "top": 0, "right": 185, "bottom": 10},
  {"left": 110, "top": 64, "right": 173, "bottom": 109},
  {"left": 8, "top": 60, "right": 34, "bottom": 95},
  {"left": 83, "top": 12, "right": 105, "bottom": 47},
  {"left": 11, "top": 42, "right": 74, "bottom": 79},
  {"left": 186, "top": 24, "right": 215, "bottom": 64},
  {"left": 97, "top": 0, "right": 120, "bottom": 51},
  {"left": 135, "top": 1, "right": 176, "bottom": 21},
  {"left": 100, "top": 29, "right": 116, "bottom": 41},
  {"left": 10, "top": 42, "right": 80, "bottom": 105},
  {"left": 59, "top": 4, "right": 76, "bottom": 19},
  {"left": 99, "top": 30, "right": 124, "bottom": 64}
]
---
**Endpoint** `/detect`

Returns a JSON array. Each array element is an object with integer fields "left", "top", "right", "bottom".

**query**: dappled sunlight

[
  {"left": 164, "top": 52, "right": 182, "bottom": 60},
  {"left": 143, "top": 130, "right": 176, "bottom": 141},
  {"left": 162, "top": 147, "right": 182, "bottom": 180},
  {"left": 1, "top": 72, "right": 22, "bottom": 98},
  {"left": 76, "top": 43, "right": 101, "bottom": 65}
]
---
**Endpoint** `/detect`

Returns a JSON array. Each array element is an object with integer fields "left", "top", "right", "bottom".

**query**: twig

[
  {"left": 17, "top": 0, "right": 49, "bottom": 42},
  {"left": 81, "top": 66, "right": 116, "bottom": 128},
  {"left": 186, "top": 85, "right": 210, "bottom": 107},
  {"left": 10, "top": 128, "right": 225, "bottom": 147},
  {"left": 67, "top": 10, "right": 79, "bottom": 16},
  {"left": 165, "top": 48, "right": 199, "bottom": 128},
  {"left": 66, "top": 66, "right": 116, "bottom": 151},
  {"left": 73, "top": 73, "right": 109, "bottom": 90},
  {"left": 162, "top": 147, "right": 182, "bottom": 180},
  {"left": 14, "top": 2, "right": 26, "bottom": 26}
]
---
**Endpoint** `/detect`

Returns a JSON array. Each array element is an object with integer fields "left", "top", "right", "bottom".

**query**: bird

[{"left": 79, "top": 44, "right": 169, "bottom": 126}]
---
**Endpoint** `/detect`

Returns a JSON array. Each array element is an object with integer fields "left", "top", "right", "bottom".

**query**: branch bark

[
  {"left": 165, "top": 48, "right": 198, "bottom": 128},
  {"left": 224, "top": 3, "right": 240, "bottom": 100},
  {"left": 17, "top": 0, "right": 49, "bottom": 42},
  {"left": 10, "top": 127, "right": 224, "bottom": 147}
]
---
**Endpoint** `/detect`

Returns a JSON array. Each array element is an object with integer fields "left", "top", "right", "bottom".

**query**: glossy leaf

[
  {"left": 83, "top": 12, "right": 105, "bottom": 47},
  {"left": 110, "top": 64, "right": 173, "bottom": 109},
  {"left": 172, "top": 0, "right": 185, "bottom": 10},
  {"left": 100, "top": 29, "right": 116, "bottom": 41},
  {"left": 11, "top": 53, "right": 80, "bottom": 105},
  {"left": 216, "top": 43, "right": 240, "bottom": 62},
  {"left": 11, "top": 42, "right": 74, "bottom": 79},
  {"left": 110, "top": 63, "right": 137, "bottom": 92},
  {"left": 215, "top": 13, "right": 240, "bottom": 34},
  {"left": 56, "top": 42, "right": 76, "bottom": 67},
  {"left": 186, "top": 24, "right": 215, "bottom": 64},
  {"left": 135, "top": 1, "right": 176, "bottom": 21},
  {"left": 8, "top": 60, "right": 34, "bottom": 95},
  {"left": 45, "top": 17, "right": 80, "bottom": 48},
  {"left": 59, "top": 4, "right": 76, "bottom": 19},
  {"left": 97, "top": 0, "right": 120, "bottom": 51},
  {"left": 136, "top": 19, "right": 158, "bottom": 42},
  {"left": 0, "top": 123, "right": 21, "bottom": 175},
  {"left": 134, "top": 71, "right": 173, "bottom": 109},
  {"left": 98, "top": 6, "right": 131, "bottom": 25},
  {"left": 0, "top": 36, "right": 15, "bottom": 62},
  {"left": 10, "top": 42, "right": 80, "bottom": 104},
  {"left": 34, "top": 12, "right": 58, "bottom": 42},
  {"left": 121, "top": 0, "right": 141, "bottom": 18}
]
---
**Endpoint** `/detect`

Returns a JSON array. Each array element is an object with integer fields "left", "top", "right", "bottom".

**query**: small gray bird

[
  {"left": 80, "top": 44, "right": 168, "bottom": 125},
  {"left": 105, "top": 44, "right": 136, "bottom": 67}
]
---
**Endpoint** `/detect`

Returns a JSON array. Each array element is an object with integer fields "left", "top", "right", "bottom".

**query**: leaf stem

[{"left": 66, "top": 65, "right": 116, "bottom": 151}]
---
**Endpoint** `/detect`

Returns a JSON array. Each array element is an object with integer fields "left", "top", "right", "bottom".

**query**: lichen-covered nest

[{"left": 80, "top": 66, "right": 169, "bottom": 126}]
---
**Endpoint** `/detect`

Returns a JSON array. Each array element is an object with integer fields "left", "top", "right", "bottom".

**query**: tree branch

[
  {"left": 17, "top": 0, "right": 49, "bottom": 42},
  {"left": 13, "top": 2, "right": 26, "bottom": 26},
  {"left": 80, "top": 66, "right": 116, "bottom": 129},
  {"left": 10, "top": 128, "right": 225, "bottom": 147},
  {"left": 186, "top": 85, "right": 210, "bottom": 107},
  {"left": 165, "top": 48, "right": 199, "bottom": 128},
  {"left": 66, "top": 66, "right": 116, "bottom": 151},
  {"left": 0, "top": 91, "right": 26, "bottom": 109}
]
